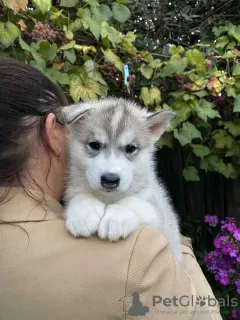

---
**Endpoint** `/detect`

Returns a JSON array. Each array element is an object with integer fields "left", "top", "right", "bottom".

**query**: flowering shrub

[{"left": 184, "top": 216, "right": 240, "bottom": 319}]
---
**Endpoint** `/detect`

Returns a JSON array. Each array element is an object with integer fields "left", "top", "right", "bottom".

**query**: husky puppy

[{"left": 62, "top": 98, "right": 182, "bottom": 262}]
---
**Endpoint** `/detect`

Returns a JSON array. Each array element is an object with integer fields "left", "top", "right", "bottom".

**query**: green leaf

[
  {"left": 84, "top": 16, "right": 101, "bottom": 40},
  {"left": 234, "top": 95, "right": 240, "bottom": 112},
  {"left": 150, "top": 59, "right": 162, "bottom": 69},
  {"left": 215, "top": 36, "right": 229, "bottom": 49},
  {"left": 32, "top": 0, "right": 51, "bottom": 14},
  {"left": 0, "top": 21, "right": 19, "bottom": 48},
  {"left": 101, "top": 48, "right": 123, "bottom": 72},
  {"left": 196, "top": 99, "right": 220, "bottom": 121},
  {"left": 91, "top": 4, "right": 112, "bottom": 21},
  {"left": 64, "top": 49, "right": 76, "bottom": 64},
  {"left": 58, "top": 40, "right": 76, "bottom": 51},
  {"left": 162, "top": 57, "right": 188, "bottom": 77},
  {"left": 112, "top": 2, "right": 131, "bottom": 23},
  {"left": 140, "top": 87, "right": 150, "bottom": 106},
  {"left": 38, "top": 42, "right": 57, "bottom": 62},
  {"left": 183, "top": 166, "right": 200, "bottom": 182},
  {"left": 191, "top": 144, "right": 210, "bottom": 158},
  {"left": 19, "top": 37, "right": 45, "bottom": 69},
  {"left": 124, "top": 31, "right": 136, "bottom": 43},
  {"left": 233, "top": 63, "right": 240, "bottom": 76},
  {"left": 101, "top": 21, "right": 120, "bottom": 47},
  {"left": 84, "top": 59, "right": 107, "bottom": 85},
  {"left": 60, "top": 0, "right": 78, "bottom": 6},
  {"left": 174, "top": 122, "right": 202, "bottom": 146},
  {"left": 218, "top": 120, "right": 240, "bottom": 137},
  {"left": 225, "top": 86, "right": 236, "bottom": 98},
  {"left": 169, "top": 45, "right": 184, "bottom": 57},
  {"left": 212, "top": 129, "right": 233, "bottom": 149},
  {"left": 45, "top": 69, "right": 70, "bottom": 85},
  {"left": 140, "top": 64, "right": 153, "bottom": 79},
  {"left": 218, "top": 162, "right": 234, "bottom": 179},
  {"left": 185, "top": 49, "right": 204, "bottom": 67},
  {"left": 157, "top": 132, "right": 173, "bottom": 148},
  {"left": 193, "top": 90, "right": 208, "bottom": 98},
  {"left": 150, "top": 87, "right": 161, "bottom": 104},
  {"left": 70, "top": 74, "right": 101, "bottom": 102},
  {"left": 225, "top": 141, "right": 240, "bottom": 157},
  {"left": 84, "top": 0, "right": 99, "bottom": 6},
  {"left": 69, "top": 19, "right": 82, "bottom": 32}
]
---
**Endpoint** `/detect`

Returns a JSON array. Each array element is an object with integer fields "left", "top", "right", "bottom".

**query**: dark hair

[{"left": 0, "top": 58, "right": 68, "bottom": 187}]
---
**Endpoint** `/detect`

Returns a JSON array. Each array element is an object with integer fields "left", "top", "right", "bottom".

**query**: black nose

[{"left": 101, "top": 173, "right": 120, "bottom": 189}]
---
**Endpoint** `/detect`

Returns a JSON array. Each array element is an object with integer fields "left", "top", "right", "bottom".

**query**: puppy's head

[{"left": 63, "top": 98, "right": 174, "bottom": 195}]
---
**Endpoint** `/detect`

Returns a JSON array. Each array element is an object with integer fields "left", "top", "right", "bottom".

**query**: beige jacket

[{"left": 0, "top": 188, "right": 222, "bottom": 320}]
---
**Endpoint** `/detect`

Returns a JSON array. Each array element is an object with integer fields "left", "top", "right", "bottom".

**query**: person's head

[{"left": 0, "top": 58, "right": 69, "bottom": 201}]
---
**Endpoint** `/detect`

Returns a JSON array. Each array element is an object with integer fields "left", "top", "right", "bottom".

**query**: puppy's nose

[{"left": 101, "top": 173, "right": 120, "bottom": 189}]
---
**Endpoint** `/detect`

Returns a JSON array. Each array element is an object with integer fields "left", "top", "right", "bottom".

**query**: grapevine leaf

[
  {"left": 91, "top": 4, "right": 112, "bottom": 21},
  {"left": 64, "top": 49, "right": 76, "bottom": 64},
  {"left": 70, "top": 74, "right": 101, "bottom": 102},
  {"left": 101, "top": 21, "right": 120, "bottom": 47},
  {"left": 140, "top": 64, "right": 153, "bottom": 79},
  {"left": 174, "top": 122, "right": 202, "bottom": 146},
  {"left": 19, "top": 37, "right": 45, "bottom": 68},
  {"left": 38, "top": 42, "right": 57, "bottom": 62},
  {"left": 140, "top": 87, "right": 151, "bottom": 106},
  {"left": 233, "top": 63, "right": 240, "bottom": 76},
  {"left": 218, "top": 120, "right": 240, "bottom": 137},
  {"left": 58, "top": 40, "right": 76, "bottom": 51},
  {"left": 4, "top": 0, "right": 28, "bottom": 14},
  {"left": 0, "top": 21, "right": 19, "bottom": 48},
  {"left": 233, "top": 95, "right": 240, "bottom": 112},
  {"left": 84, "top": 60, "right": 107, "bottom": 85},
  {"left": 191, "top": 144, "right": 210, "bottom": 158},
  {"left": 215, "top": 36, "right": 229, "bottom": 49},
  {"left": 45, "top": 69, "right": 70, "bottom": 85},
  {"left": 162, "top": 57, "right": 188, "bottom": 77},
  {"left": 196, "top": 98, "right": 220, "bottom": 121},
  {"left": 101, "top": 48, "right": 123, "bottom": 71},
  {"left": 112, "top": 2, "right": 131, "bottom": 23},
  {"left": 60, "top": 0, "right": 78, "bottom": 6},
  {"left": 212, "top": 130, "right": 233, "bottom": 149},
  {"left": 124, "top": 31, "right": 136, "bottom": 43},
  {"left": 32, "top": 0, "right": 51, "bottom": 14},
  {"left": 149, "top": 87, "right": 161, "bottom": 104},
  {"left": 183, "top": 166, "right": 200, "bottom": 182}
]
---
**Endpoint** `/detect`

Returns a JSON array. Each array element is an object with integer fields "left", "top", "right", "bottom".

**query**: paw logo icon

[{"left": 196, "top": 296, "right": 206, "bottom": 307}]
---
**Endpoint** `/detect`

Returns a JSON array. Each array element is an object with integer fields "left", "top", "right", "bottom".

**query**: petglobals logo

[
  {"left": 119, "top": 292, "right": 238, "bottom": 319},
  {"left": 153, "top": 294, "right": 238, "bottom": 308}
]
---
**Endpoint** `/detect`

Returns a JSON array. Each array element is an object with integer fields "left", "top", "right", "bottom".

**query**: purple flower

[
  {"left": 221, "top": 243, "right": 238, "bottom": 257},
  {"left": 235, "top": 279, "right": 240, "bottom": 294},
  {"left": 214, "top": 235, "right": 226, "bottom": 249},
  {"left": 236, "top": 256, "right": 240, "bottom": 263},
  {"left": 233, "top": 228, "right": 240, "bottom": 241},
  {"left": 205, "top": 215, "right": 219, "bottom": 227},
  {"left": 232, "top": 309, "right": 239, "bottom": 319}
]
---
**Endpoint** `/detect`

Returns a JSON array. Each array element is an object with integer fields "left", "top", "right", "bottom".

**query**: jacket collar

[{"left": 0, "top": 187, "right": 63, "bottom": 222}]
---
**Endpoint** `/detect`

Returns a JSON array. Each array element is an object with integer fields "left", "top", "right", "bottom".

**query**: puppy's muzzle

[{"left": 101, "top": 173, "right": 120, "bottom": 190}]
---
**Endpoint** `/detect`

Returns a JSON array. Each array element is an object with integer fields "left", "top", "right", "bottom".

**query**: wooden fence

[{"left": 155, "top": 141, "right": 240, "bottom": 225}]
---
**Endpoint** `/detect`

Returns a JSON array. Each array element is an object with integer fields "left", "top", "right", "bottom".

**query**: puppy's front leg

[
  {"left": 98, "top": 196, "right": 157, "bottom": 241},
  {"left": 65, "top": 194, "right": 105, "bottom": 238}
]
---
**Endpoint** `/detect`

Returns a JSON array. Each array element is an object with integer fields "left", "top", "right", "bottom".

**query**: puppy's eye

[
  {"left": 125, "top": 144, "right": 137, "bottom": 154},
  {"left": 88, "top": 141, "right": 100, "bottom": 151}
]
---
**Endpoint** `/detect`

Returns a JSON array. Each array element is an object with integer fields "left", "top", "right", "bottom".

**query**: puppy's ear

[
  {"left": 60, "top": 103, "right": 94, "bottom": 125},
  {"left": 146, "top": 109, "right": 175, "bottom": 141}
]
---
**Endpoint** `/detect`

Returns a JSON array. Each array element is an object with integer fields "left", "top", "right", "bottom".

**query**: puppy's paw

[
  {"left": 98, "top": 204, "right": 141, "bottom": 241},
  {"left": 65, "top": 199, "right": 105, "bottom": 237}
]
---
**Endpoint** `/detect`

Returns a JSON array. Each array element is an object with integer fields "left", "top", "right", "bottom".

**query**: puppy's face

[{"left": 67, "top": 99, "right": 174, "bottom": 196}]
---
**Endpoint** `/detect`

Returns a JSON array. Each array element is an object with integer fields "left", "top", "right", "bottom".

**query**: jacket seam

[{"left": 124, "top": 225, "right": 148, "bottom": 297}]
